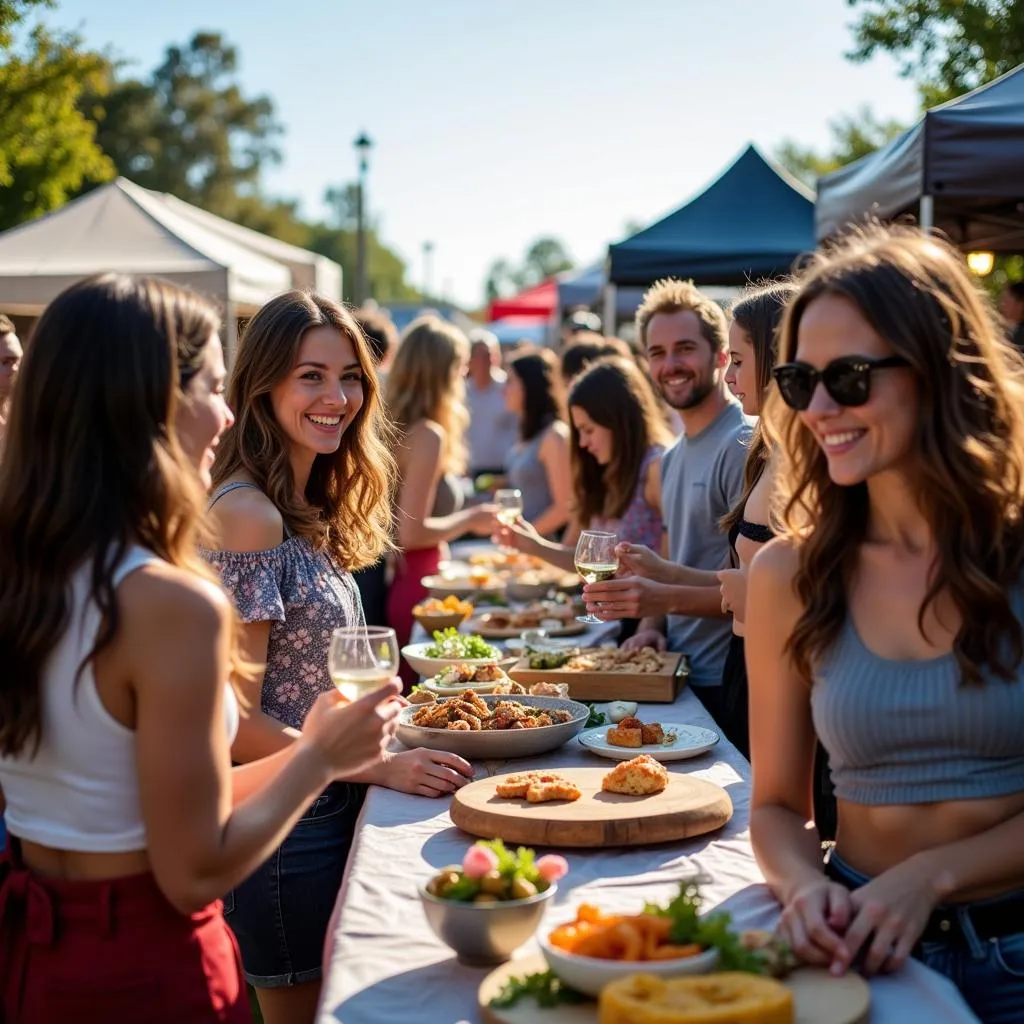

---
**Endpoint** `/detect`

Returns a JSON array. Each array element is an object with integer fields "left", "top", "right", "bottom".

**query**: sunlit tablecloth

[{"left": 317, "top": 685, "right": 979, "bottom": 1023}]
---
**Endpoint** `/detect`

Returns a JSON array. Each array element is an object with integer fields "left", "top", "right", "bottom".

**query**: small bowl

[
  {"left": 419, "top": 882, "right": 557, "bottom": 966},
  {"left": 413, "top": 609, "right": 472, "bottom": 633},
  {"left": 538, "top": 931, "right": 719, "bottom": 997}
]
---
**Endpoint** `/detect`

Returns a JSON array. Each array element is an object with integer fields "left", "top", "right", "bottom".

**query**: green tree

[
  {"left": 847, "top": 0, "right": 1024, "bottom": 105},
  {"left": 83, "top": 31, "right": 282, "bottom": 214},
  {"left": 0, "top": 0, "right": 51, "bottom": 47},
  {"left": 0, "top": 25, "right": 114, "bottom": 229},
  {"left": 483, "top": 236, "right": 574, "bottom": 303},
  {"left": 775, "top": 106, "right": 907, "bottom": 187}
]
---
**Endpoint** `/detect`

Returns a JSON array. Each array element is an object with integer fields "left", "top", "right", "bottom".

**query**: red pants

[
  {"left": 0, "top": 843, "right": 250, "bottom": 1024},
  {"left": 386, "top": 545, "right": 442, "bottom": 691}
]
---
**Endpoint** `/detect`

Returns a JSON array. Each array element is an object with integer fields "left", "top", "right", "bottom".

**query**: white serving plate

[{"left": 577, "top": 722, "right": 720, "bottom": 762}]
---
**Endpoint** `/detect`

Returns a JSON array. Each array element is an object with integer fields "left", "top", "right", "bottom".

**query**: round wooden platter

[
  {"left": 479, "top": 954, "right": 870, "bottom": 1024},
  {"left": 449, "top": 767, "right": 732, "bottom": 848}
]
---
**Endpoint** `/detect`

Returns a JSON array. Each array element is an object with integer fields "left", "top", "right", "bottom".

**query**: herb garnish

[{"left": 490, "top": 969, "right": 586, "bottom": 1009}]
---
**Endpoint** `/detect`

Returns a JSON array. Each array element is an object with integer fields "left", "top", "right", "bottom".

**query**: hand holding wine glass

[
  {"left": 574, "top": 530, "right": 619, "bottom": 624},
  {"left": 329, "top": 626, "right": 399, "bottom": 703},
  {"left": 494, "top": 488, "right": 524, "bottom": 554}
]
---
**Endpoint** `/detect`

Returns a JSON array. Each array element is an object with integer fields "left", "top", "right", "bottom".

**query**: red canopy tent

[{"left": 488, "top": 278, "right": 558, "bottom": 322}]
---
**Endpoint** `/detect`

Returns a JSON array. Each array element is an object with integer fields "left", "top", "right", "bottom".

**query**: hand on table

[
  {"left": 776, "top": 876, "right": 855, "bottom": 969},
  {"left": 717, "top": 568, "right": 748, "bottom": 621},
  {"left": 583, "top": 576, "right": 673, "bottom": 620},
  {"left": 835, "top": 861, "right": 940, "bottom": 976},
  {"left": 620, "top": 629, "right": 668, "bottom": 652},
  {"left": 380, "top": 748, "right": 474, "bottom": 798}
]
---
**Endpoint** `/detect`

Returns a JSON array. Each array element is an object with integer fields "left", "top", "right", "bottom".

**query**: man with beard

[{"left": 583, "top": 280, "right": 751, "bottom": 726}]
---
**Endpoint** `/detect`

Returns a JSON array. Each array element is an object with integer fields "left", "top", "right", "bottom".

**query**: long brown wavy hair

[
  {"left": 385, "top": 315, "right": 470, "bottom": 476},
  {"left": 212, "top": 291, "right": 396, "bottom": 571},
  {"left": 567, "top": 357, "right": 673, "bottom": 526},
  {"left": 720, "top": 280, "right": 797, "bottom": 538},
  {"left": 0, "top": 274, "right": 245, "bottom": 758},
  {"left": 765, "top": 226, "right": 1024, "bottom": 687}
]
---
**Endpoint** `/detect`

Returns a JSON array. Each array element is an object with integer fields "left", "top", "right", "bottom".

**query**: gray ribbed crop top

[{"left": 812, "top": 610, "right": 1024, "bottom": 805}]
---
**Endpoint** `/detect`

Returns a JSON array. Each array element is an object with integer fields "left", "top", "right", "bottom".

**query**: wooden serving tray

[
  {"left": 508, "top": 652, "right": 689, "bottom": 703},
  {"left": 450, "top": 766, "right": 731, "bottom": 848},
  {"left": 479, "top": 955, "right": 870, "bottom": 1024}
]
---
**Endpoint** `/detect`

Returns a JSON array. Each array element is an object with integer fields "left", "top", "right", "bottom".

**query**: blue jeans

[
  {"left": 826, "top": 849, "right": 1024, "bottom": 1024},
  {"left": 224, "top": 781, "right": 364, "bottom": 988}
]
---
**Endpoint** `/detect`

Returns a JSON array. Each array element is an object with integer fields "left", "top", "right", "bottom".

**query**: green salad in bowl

[{"left": 424, "top": 627, "right": 500, "bottom": 661}]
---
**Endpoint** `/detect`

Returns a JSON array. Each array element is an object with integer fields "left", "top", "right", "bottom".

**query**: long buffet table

[{"left": 317, "top": 681, "right": 979, "bottom": 1023}]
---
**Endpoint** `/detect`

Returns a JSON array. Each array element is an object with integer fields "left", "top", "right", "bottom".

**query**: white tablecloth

[{"left": 317, "top": 688, "right": 979, "bottom": 1023}]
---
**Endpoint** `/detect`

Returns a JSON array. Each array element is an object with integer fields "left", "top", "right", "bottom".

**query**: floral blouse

[
  {"left": 589, "top": 444, "right": 665, "bottom": 551},
  {"left": 204, "top": 532, "right": 364, "bottom": 730}
]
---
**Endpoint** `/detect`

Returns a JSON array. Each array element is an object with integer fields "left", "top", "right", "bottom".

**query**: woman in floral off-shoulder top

[{"left": 203, "top": 292, "right": 472, "bottom": 1024}]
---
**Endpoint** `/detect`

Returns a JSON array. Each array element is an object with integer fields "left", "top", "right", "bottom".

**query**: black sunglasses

[{"left": 772, "top": 355, "right": 910, "bottom": 411}]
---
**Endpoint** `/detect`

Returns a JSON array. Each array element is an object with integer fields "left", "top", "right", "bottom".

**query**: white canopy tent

[{"left": 0, "top": 178, "right": 342, "bottom": 356}]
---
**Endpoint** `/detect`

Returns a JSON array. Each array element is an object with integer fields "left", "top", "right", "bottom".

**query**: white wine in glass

[
  {"left": 574, "top": 530, "right": 619, "bottom": 624},
  {"left": 329, "top": 626, "right": 398, "bottom": 702},
  {"left": 494, "top": 488, "right": 524, "bottom": 552}
]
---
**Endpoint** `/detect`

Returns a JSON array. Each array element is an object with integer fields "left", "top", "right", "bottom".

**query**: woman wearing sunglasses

[{"left": 747, "top": 226, "right": 1024, "bottom": 1024}]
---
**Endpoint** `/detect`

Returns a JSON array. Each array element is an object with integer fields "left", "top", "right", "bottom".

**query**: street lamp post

[
  {"left": 353, "top": 131, "right": 373, "bottom": 305},
  {"left": 422, "top": 240, "right": 435, "bottom": 300}
]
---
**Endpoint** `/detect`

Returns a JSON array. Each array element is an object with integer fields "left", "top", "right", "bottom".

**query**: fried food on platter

[
  {"left": 525, "top": 777, "right": 582, "bottom": 803},
  {"left": 409, "top": 691, "right": 574, "bottom": 731},
  {"left": 606, "top": 725, "right": 643, "bottom": 748},
  {"left": 601, "top": 754, "right": 669, "bottom": 795},
  {"left": 495, "top": 771, "right": 577, "bottom": 801}
]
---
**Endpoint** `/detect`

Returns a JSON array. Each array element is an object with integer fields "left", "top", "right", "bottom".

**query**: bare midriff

[
  {"left": 18, "top": 838, "right": 151, "bottom": 882},
  {"left": 835, "top": 791, "right": 1024, "bottom": 900}
]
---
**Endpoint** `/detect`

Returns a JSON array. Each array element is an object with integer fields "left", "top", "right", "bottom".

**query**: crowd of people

[{"left": 0, "top": 225, "right": 1022, "bottom": 1023}]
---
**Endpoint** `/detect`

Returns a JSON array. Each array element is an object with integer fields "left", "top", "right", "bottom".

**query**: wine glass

[
  {"left": 328, "top": 626, "right": 398, "bottom": 703},
  {"left": 494, "top": 488, "right": 524, "bottom": 555},
  {"left": 574, "top": 530, "right": 619, "bottom": 624}
]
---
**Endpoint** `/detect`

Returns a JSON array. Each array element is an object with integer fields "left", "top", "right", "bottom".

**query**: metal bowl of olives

[{"left": 419, "top": 867, "right": 557, "bottom": 966}]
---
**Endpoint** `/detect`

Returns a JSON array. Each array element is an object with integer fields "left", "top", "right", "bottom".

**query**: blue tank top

[{"left": 812, "top": 598, "right": 1024, "bottom": 806}]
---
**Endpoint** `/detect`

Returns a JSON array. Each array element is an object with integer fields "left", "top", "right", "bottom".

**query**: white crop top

[{"left": 0, "top": 547, "right": 239, "bottom": 853}]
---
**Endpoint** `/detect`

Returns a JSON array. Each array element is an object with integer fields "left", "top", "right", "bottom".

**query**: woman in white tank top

[{"left": 0, "top": 274, "right": 401, "bottom": 1024}]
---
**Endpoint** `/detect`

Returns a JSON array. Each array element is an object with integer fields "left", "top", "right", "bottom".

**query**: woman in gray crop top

[{"left": 746, "top": 227, "right": 1024, "bottom": 1024}]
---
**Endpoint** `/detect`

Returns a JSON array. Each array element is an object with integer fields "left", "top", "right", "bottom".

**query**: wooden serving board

[
  {"left": 450, "top": 766, "right": 731, "bottom": 848},
  {"left": 508, "top": 653, "right": 688, "bottom": 703},
  {"left": 479, "top": 954, "right": 870, "bottom": 1024}
]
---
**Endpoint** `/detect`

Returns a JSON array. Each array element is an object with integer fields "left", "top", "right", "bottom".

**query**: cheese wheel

[{"left": 598, "top": 972, "right": 794, "bottom": 1024}]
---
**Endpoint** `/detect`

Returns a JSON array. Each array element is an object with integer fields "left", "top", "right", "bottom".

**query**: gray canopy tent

[{"left": 816, "top": 62, "right": 1024, "bottom": 250}]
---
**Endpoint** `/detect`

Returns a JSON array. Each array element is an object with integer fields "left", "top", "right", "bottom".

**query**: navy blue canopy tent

[
  {"left": 816, "top": 62, "right": 1024, "bottom": 251},
  {"left": 606, "top": 144, "right": 816, "bottom": 288}
]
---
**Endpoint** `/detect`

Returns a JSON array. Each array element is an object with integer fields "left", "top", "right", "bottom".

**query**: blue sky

[{"left": 48, "top": 0, "right": 921, "bottom": 307}]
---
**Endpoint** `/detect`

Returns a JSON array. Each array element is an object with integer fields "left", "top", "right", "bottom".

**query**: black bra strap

[{"left": 737, "top": 519, "right": 774, "bottom": 544}]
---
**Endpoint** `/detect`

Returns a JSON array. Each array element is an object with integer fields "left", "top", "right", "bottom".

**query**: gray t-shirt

[
  {"left": 466, "top": 372, "right": 519, "bottom": 474},
  {"left": 661, "top": 401, "right": 752, "bottom": 688}
]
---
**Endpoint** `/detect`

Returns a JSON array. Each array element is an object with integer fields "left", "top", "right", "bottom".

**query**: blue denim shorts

[
  {"left": 224, "top": 781, "right": 365, "bottom": 988},
  {"left": 826, "top": 849, "right": 1024, "bottom": 1024}
]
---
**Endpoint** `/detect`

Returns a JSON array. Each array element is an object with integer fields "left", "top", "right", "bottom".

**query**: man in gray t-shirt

[{"left": 582, "top": 280, "right": 751, "bottom": 726}]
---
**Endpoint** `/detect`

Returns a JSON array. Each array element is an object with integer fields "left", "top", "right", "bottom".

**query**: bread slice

[{"left": 601, "top": 754, "right": 669, "bottom": 796}]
